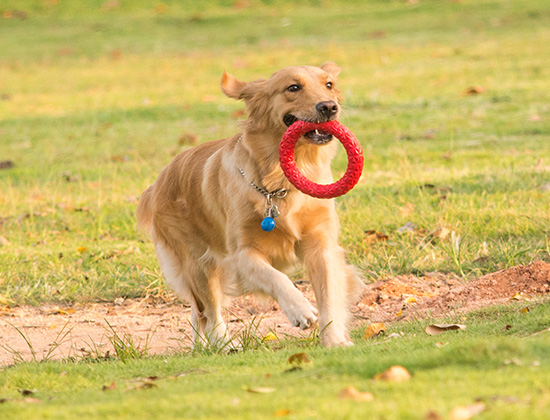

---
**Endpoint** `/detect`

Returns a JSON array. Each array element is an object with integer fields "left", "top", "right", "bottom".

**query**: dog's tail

[{"left": 137, "top": 184, "right": 155, "bottom": 234}]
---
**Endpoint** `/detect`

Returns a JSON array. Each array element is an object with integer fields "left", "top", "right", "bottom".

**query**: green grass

[
  {"left": 1, "top": 301, "right": 550, "bottom": 419},
  {"left": 1, "top": 0, "right": 549, "bottom": 304},
  {"left": 1, "top": 0, "right": 550, "bottom": 416}
]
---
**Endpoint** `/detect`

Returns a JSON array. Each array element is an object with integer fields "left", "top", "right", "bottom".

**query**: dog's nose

[{"left": 316, "top": 101, "right": 339, "bottom": 120}]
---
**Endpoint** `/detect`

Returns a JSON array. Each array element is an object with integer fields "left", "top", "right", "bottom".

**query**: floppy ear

[
  {"left": 320, "top": 62, "right": 341, "bottom": 79},
  {"left": 221, "top": 71, "right": 246, "bottom": 99}
]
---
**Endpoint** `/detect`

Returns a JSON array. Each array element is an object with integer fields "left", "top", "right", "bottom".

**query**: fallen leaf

[
  {"left": 102, "top": 382, "right": 116, "bottom": 391},
  {"left": 373, "top": 365, "right": 411, "bottom": 382},
  {"left": 521, "top": 307, "right": 530, "bottom": 313},
  {"left": 425, "top": 324, "right": 466, "bottom": 336},
  {"left": 179, "top": 133, "right": 198, "bottom": 146},
  {"left": 449, "top": 402, "right": 486, "bottom": 420},
  {"left": 404, "top": 296, "right": 416, "bottom": 304},
  {"left": 364, "top": 230, "right": 389, "bottom": 245},
  {"left": 338, "top": 386, "right": 374, "bottom": 401},
  {"left": 0, "top": 160, "right": 14, "bottom": 170},
  {"left": 501, "top": 324, "right": 512, "bottom": 331},
  {"left": 287, "top": 352, "right": 310, "bottom": 365},
  {"left": 425, "top": 410, "right": 443, "bottom": 420},
  {"left": 232, "top": 109, "right": 246, "bottom": 119},
  {"left": 244, "top": 386, "right": 276, "bottom": 394},
  {"left": 77, "top": 246, "right": 87, "bottom": 254},
  {"left": 263, "top": 332, "right": 277, "bottom": 341},
  {"left": 132, "top": 382, "right": 157, "bottom": 391},
  {"left": 463, "top": 86, "right": 486, "bottom": 95},
  {"left": 429, "top": 226, "right": 451, "bottom": 240},
  {"left": 362, "top": 323, "right": 386, "bottom": 339},
  {"left": 18, "top": 389, "right": 36, "bottom": 396},
  {"left": 274, "top": 408, "right": 291, "bottom": 417},
  {"left": 57, "top": 307, "right": 75, "bottom": 315}
]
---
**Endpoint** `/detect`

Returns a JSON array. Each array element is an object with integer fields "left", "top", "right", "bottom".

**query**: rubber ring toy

[{"left": 279, "top": 120, "right": 364, "bottom": 199}]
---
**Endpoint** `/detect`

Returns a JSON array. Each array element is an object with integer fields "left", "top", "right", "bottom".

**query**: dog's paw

[
  {"left": 281, "top": 296, "right": 318, "bottom": 330},
  {"left": 320, "top": 326, "right": 353, "bottom": 347}
]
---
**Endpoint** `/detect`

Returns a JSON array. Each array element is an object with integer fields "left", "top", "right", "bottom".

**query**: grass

[
  {"left": 0, "top": 0, "right": 550, "bottom": 417},
  {"left": 1, "top": 301, "right": 550, "bottom": 419},
  {"left": 1, "top": 0, "right": 550, "bottom": 304}
]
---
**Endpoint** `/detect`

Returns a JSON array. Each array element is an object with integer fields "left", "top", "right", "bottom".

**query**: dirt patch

[{"left": 1, "top": 261, "right": 549, "bottom": 366}]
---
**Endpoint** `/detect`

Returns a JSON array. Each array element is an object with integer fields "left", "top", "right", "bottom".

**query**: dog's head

[{"left": 221, "top": 63, "right": 342, "bottom": 145}]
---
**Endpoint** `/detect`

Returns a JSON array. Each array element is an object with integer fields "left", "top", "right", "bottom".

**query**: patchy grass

[
  {"left": 1, "top": 0, "right": 550, "bottom": 305},
  {"left": 0, "top": 301, "right": 549, "bottom": 419}
]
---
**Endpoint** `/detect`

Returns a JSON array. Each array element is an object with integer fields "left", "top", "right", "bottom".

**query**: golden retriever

[{"left": 137, "top": 62, "right": 362, "bottom": 347}]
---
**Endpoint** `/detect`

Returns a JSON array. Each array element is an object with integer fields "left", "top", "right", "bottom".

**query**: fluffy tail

[{"left": 137, "top": 185, "right": 154, "bottom": 234}]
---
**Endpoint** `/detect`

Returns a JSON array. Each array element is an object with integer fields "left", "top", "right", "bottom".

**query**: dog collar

[{"left": 236, "top": 135, "right": 288, "bottom": 232}]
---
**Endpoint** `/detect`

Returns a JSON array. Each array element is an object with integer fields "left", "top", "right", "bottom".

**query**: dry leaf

[
  {"left": 425, "top": 410, "right": 443, "bottom": 420},
  {"left": 404, "top": 296, "right": 416, "bottom": 304},
  {"left": 449, "top": 402, "right": 486, "bottom": 420},
  {"left": 425, "top": 324, "right": 466, "bottom": 336},
  {"left": 274, "top": 409, "right": 291, "bottom": 417},
  {"left": 364, "top": 230, "right": 389, "bottom": 245},
  {"left": 102, "top": 382, "right": 116, "bottom": 391},
  {"left": 263, "top": 332, "right": 277, "bottom": 341},
  {"left": 521, "top": 307, "right": 530, "bottom": 313},
  {"left": 463, "top": 86, "right": 486, "bottom": 95},
  {"left": 338, "top": 386, "right": 374, "bottom": 401},
  {"left": 429, "top": 226, "right": 451, "bottom": 240},
  {"left": 373, "top": 365, "right": 411, "bottom": 382},
  {"left": 362, "top": 323, "right": 386, "bottom": 339},
  {"left": 287, "top": 352, "right": 310, "bottom": 365},
  {"left": 179, "top": 133, "right": 198, "bottom": 146},
  {"left": 244, "top": 386, "right": 276, "bottom": 394}
]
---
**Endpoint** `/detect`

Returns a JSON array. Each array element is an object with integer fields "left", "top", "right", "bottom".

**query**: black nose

[{"left": 315, "top": 101, "right": 339, "bottom": 120}]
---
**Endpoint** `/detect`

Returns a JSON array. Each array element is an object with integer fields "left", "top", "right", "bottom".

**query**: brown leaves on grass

[
  {"left": 373, "top": 365, "right": 411, "bottom": 382},
  {"left": 287, "top": 352, "right": 310, "bottom": 365},
  {"left": 362, "top": 323, "right": 386, "bottom": 339},
  {"left": 364, "top": 230, "right": 389, "bottom": 245},
  {"left": 425, "top": 324, "right": 466, "bottom": 336},
  {"left": 244, "top": 386, "right": 276, "bottom": 394},
  {"left": 0, "top": 160, "right": 14, "bottom": 170},
  {"left": 463, "top": 86, "right": 486, "bottom": 95},
  {"left": 338, "top": 386, "right": 374, "bottom": 402},
  {"left": 449, "top": 402, "right": 486, "bottom": 420}
]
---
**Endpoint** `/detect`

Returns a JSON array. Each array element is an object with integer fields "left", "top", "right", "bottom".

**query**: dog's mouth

[{"left": 283, "top": 114, "right": 334, "bottom": 145}]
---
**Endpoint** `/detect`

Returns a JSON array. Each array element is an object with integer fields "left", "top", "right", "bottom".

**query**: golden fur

[{"left": 137, "top": 63, "right": 363, "bottom": 347}]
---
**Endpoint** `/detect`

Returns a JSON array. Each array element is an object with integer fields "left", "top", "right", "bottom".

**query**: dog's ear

[
  {"left": 221, "top": 71, "right": 265, "bottom": 100},
  {"left": 221, "top": 71, "right": 246, "bottom": 99},
  {"left": 320, "top": 62, "right": 341, "bottom": 79}
]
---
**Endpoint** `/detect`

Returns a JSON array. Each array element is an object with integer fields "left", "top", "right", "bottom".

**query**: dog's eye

[
  {"left": 287, "top": 84, "right": 301, "bottom": 93},
  {"left": 326, "top": 82, "right": 333, "bottom": 90}
]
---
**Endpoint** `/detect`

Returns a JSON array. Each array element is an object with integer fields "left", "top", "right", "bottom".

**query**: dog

[{"left": 137, "top": 62, "right": 363, "bottom": 347}]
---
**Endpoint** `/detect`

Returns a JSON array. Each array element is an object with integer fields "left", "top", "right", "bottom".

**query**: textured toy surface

[{"left": 279, "top": 120, "right": 364, "bottom": 199}]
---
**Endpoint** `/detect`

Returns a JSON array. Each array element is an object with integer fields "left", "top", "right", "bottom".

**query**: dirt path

[{"left": 1, "top": 261, "right": 549, "bottom": 366}]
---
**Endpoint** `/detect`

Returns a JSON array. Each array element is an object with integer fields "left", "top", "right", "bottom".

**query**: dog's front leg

[
  {"left": 300, "top": 235, "right": 356, "bottom": 347},
  {"left": 227, "top": 247, "right": 318, "bottom": 329}
]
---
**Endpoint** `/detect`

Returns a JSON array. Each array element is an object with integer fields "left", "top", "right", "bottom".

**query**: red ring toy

[{"left": 279, "top": 120, "right": 364, "bottom": 199}]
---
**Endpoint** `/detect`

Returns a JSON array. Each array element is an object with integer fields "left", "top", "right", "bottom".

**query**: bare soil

[{"left": 1, "top": 261, "right": 549, "bottom": 366}]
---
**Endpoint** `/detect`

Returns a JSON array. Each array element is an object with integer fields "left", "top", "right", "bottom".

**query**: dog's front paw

[
  {"left": 280, "top": 296, "right": 318, "bottom": 330},
  {"left": 320, "top": 325, "right": 353, "bottom": 347}
]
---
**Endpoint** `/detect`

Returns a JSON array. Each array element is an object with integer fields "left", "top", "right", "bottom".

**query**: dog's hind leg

[{"left": 153, "top": 240, "right": 227, "bottom": 349}]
